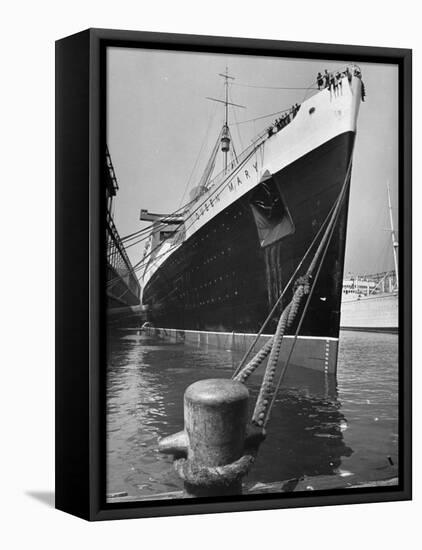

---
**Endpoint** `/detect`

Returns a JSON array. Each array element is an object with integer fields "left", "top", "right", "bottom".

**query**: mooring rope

[
  {"left": 251, "top": 279, "right": 308, "bottom": 426},
  {"left": 231, "top": 195, "right": 340, "bottom": 381},
  {"left": 239, "top": 157, "right": 353, "bottom": 429},
  {"left": 174, "top": 450, "right": 256, "bottom": 490},
  {"left": 262, "top": 203, "right": 343, "bottom": 429},
  {"left": 233, "top": 189, "right": 345, "bottom": 385},
  {"left": 161, "top": 156, "right": 354, "bottom": 490}
]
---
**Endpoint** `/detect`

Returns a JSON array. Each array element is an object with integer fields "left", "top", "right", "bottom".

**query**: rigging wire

[
  {"left": 121, "top": 199, "right": 198, "bottom": 248},
  {"left": 110, "top": 65, "right": 359, "bottom": 303},
  {"left": 263, "top": 166, "right": 351, "bottom": 428},
  {"left": 109, "top": 138, "right": 265, "bottom": 286},
  {"left": 117, "top": 87, "right": 230, "bottom": 252},
  {"left": 231, "top": 197, "right": 340, "bottom": 380},
  {"left": 233, "top": 62, "right": 353, "bottom": 103},
  {"left": 263, "top": 216, "right": 338, "bottom": 427},
  {"left": 120, "top": 201, "right": 190, "bottom": 243},
  {"left": 107, "top": 139, "right": 265, "bottom": 287},
  {"left": 228, "top": 86, "right": 244, "bottom": 151},
  {"left": 119, "top": 78, "right": 314, "bottom": 249},
  {"left": 111, "top": 67, "right": 354, "bottom": 285},
  {"left": 232, "top": 82, "right": 318, "bottom": 91},
  {"left": 119, "top": 85, "right": 223, "bottom": 246},
  {"left": 300, "top": 77, "right": 322, "bottom": 103},
  {"left": 230, "top": 107, "right": 291, "bottom": 126},
  {"left": 177, "top": 91, "right": 222, "bottom": 209},
  {"left": 111, "top": 85, "right": 316, "bottom": 284}
]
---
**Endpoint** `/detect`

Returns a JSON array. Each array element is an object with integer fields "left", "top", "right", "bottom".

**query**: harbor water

[{"left": 106, "top": 330, "right": 399, "bottom": 499}]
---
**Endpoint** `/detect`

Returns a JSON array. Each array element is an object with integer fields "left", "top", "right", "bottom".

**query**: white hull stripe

[{"left": 153, "top": 327, "right": 339, "bottom": 342}]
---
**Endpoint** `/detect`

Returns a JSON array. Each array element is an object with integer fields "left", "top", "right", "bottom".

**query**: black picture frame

[{"left": 55, "top": 28, "right": 412, "bottom": 521}]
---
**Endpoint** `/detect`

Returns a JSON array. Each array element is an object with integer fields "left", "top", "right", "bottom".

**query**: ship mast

[
  {"left": 206, "top": 67, "right": 245, "bottom": 173},
  {"left": 387, "top": 181, "right": 399, "bottom": 290}
]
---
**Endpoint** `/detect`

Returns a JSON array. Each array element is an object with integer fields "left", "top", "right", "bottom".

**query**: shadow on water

[{"left": 244, "top": 365, "right": 353, "bottom": 485}]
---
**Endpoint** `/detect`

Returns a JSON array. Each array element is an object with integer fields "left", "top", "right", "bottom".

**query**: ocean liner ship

[
  {"left": 340, "top": 272, "right": 398, "bottom": 333},
  {"left": 139, "top": 67, "right": 363, "bottom": 373},
  {"left": 340, "top": 183, "right": 398, "bottom": 333}
]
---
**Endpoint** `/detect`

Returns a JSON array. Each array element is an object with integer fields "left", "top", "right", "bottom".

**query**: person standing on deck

[
  {"left": 324, "top": 69, "right": 330, "bottom": 89},
  {"left": 317, "top": 72, "right": 324, "bottom": 90},
  {"left": 336, "top": 71, "right": 343, "bottom": 93},
  {"left": 330, "top": 72, "right": 337, "bottom": 96}
]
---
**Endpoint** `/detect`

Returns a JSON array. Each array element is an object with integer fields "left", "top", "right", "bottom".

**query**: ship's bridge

[{"left": 140, "top": 208, "right": 186, "bottom": 250}]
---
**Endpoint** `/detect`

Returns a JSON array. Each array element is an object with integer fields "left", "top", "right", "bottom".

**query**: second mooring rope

[
  {"left": 231, "top": 196, "right": 339, "bottom": 381},
  {"left": 162, "top": 157, "right": 354, "bottom": 489},
  {"left": 238, "top": 157, "right": 353, "bottom": 430}
]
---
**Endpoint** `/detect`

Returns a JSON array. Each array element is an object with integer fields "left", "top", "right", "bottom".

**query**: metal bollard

[{"left": 159, "top": 378, "right": 249, "bottom": 497}]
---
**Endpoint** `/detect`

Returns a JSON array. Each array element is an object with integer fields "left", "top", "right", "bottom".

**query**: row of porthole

[
  {"left": 177, "top": 288, "right": 240, "bottom": 302},
  {"left": 162, "top": 207, "right": 244, "bottom": 271},
  {"left": 178, "top": 209, "right": 244, "bottom": 252},
  {"left": 202, "top": 248, "right": 232, "bottom": 265},
  {"left": 174, "top": 247, "right": 235, "bottom": 275},
  {"left": 182, "top": 270, "right": 247, "bottom": 294},
  {"left": 198, "top": 273, "right": 231, "bottom": 289},
  {"left": 155, "top": 286, "right": 242, "bottom": 305},
  {"left": 177, "top": 270, "right": 240, "bottom": 299},
  {"left": 193, "top": 291, "right": 240, "bottom": 307},
  {"left": 165, "top": 215, "right": 245, "bottom": 276}
]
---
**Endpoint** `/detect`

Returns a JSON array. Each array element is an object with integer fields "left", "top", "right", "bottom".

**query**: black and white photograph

[
  {"left": 105, "top": 46, "right": 401, "bottom": 504},
  {"left": 2, "top": 0, "right": 420, "bottom": 542}
]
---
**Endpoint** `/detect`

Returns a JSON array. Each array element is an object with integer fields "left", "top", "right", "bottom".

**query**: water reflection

[
  {"left": 245, "top": 366, "right": 353, "bottom": 485},
  {"left": 106, "top": 329, "right": 398, "bottom": 498}
]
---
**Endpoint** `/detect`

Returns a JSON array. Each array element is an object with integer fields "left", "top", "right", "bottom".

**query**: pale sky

[{"left": 107, "top": 47, "right": 398, "bottom": 276}]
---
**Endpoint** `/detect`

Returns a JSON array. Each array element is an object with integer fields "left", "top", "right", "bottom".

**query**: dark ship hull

[
  {"left": 143, "top": 131, "right": 353, "bottom": 334},
  {"left": 140, "top": 74, "right": 362, "bottom": 373}
]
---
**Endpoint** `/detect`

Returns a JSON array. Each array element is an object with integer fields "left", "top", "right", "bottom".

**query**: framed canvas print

[{"left": 55, "top": 28, "right": 412, "bottom": 521}]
